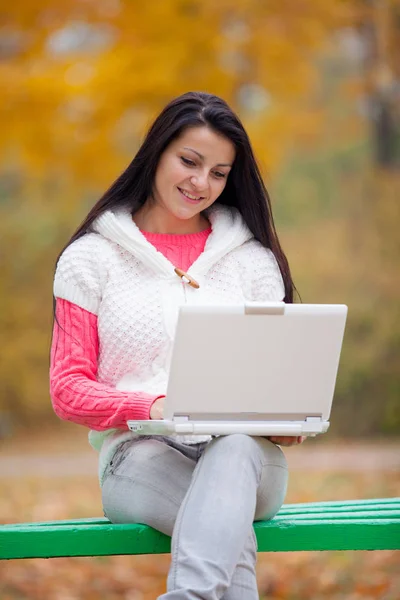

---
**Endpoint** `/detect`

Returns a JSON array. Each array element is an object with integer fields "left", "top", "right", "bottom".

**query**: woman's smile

[{"left": 177, "top": 187, "right": 205, "bottom": 203}]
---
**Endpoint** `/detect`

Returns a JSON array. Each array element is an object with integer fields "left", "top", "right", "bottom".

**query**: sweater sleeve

[
  {"left": 50, "top": 298, "right": 161, "bottom": 430},
  {"left": 53, "top": 234, "right": 106, "bottom": 315}
]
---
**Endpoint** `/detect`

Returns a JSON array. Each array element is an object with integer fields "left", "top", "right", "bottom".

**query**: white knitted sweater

[{"left": 54, "top": 203, "right": 285, "bottom": 482}]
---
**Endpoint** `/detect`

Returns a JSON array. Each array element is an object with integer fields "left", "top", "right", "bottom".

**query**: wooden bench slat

[
  {"left": 280, "top": 510, "right": 400, "bottom": 520},
  {"left": 3, "top": 506, "right": 398, "bottom": 531},
  {"left": 280, "top": 499, "right": 400, "bottom": 509},
  {"left": 283, "top": 497, "right": 400, "bottom": 507},
  {"left": 1, "top": 498, "right": 399, "bottom": 559},
  {"left": 0, "top": 522, "right": 171, "bottom": 559},
  {"left": 3, "top": 510, "right": 398, "bottom": 531},
  {"left": 254, "top": 519, "right": 400, "bottom": 552},
  {"left": 279, "top": 503, "right": 400, "bottom": 515},
  {"left": 3, "top": 499, "right": 398, "bottom": 530},
  {"left": 1, "top": 517, "right": 109, "bottom": 529},
  {"left": 3, "top": 510, "right": 398, "bottom": 533},
  {"left": 1, "top": 519, "right": 399, "bottom": 559}
]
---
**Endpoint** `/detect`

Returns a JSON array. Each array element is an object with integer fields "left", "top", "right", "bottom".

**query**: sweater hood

[{"left": 91, "top": 203, "right": 253, "bottom": 278}]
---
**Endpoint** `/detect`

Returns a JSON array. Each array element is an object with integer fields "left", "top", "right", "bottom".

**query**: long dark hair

[{"left": 55, "top": 91, "right": 295, "bottom": 302}]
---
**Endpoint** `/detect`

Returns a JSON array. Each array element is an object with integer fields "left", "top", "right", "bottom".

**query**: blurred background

[{"left": 0, "top": 0, "right": 399, "bottom": 599}]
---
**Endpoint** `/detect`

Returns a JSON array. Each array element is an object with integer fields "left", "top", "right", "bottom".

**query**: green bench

[{"left": 1, "top": 498, "right": 399, "bottom": 560}]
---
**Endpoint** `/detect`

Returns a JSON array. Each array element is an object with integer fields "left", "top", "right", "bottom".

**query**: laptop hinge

[
  {"left": 305, "top": 416, "right": 323, "bottom": 422},
  {"left": 174, "top": 415, "right": 189, "bottom": 422},
  {"left": 244, "top": 302, "right": 285, "bottom": 315}
]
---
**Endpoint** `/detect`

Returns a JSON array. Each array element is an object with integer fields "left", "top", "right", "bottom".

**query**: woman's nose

[{"left": 190, "top": 173, "right": 207, "bottom": 189}]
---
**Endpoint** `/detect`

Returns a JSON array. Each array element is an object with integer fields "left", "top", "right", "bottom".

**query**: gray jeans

[{"left": 102, "top": 434, "right": 288, "bottom": 600}]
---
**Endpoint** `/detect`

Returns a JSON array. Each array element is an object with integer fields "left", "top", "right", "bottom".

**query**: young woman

[{"left": 50, "top": 91, "right": 304, "bottom": 599}]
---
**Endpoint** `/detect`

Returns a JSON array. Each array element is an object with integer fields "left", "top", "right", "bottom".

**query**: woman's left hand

[{"left": 267, "top": 436, "right": 306, "bottom": 447}]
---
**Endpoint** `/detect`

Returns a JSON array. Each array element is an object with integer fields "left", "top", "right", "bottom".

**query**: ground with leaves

[{"left": 1, "top": 430, "right": 399, "bottom": 599}]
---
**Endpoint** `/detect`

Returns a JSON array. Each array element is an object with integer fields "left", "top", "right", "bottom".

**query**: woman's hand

[
  {"left": 150, "top": 396, "right": 165, "bottom": 419},
  {"left": 267, "top": 436, "right": 306, "bottom": 447}
]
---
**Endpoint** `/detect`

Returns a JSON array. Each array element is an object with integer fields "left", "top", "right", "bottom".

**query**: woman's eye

[
  {"left": 214, "top": 171, "right": 226, "bottom": 179},
  {"left": 181, "top": 156, "right": 196, "bottom": 167}
]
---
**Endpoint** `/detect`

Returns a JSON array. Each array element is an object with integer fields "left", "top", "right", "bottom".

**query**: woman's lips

[{"left": 178, "top": 187, "right": 204, "bottom": 203}]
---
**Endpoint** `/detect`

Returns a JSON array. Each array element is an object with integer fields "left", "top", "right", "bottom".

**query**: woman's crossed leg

[{"left": 102, "top": 434, "right": 288, "bottom": 600}]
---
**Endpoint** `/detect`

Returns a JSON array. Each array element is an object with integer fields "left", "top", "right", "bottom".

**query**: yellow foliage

[
  {"left": 1, "top": 1, "right": 399, "bottom": 436},
  {"left": 0, "top": 0, "right": 355, "bottom": 183}
]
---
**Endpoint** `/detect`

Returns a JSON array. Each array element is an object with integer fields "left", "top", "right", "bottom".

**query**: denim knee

[
  {"left": 208, "top": 434, "right": 286, "bottom": 467},
  {"left": 208, "top": 433, "right": 260, "bottom": 455}
]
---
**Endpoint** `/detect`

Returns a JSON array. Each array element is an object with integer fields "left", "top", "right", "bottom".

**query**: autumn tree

[{"left": 1, "top": 0, "right": 399, "bottom": 435}]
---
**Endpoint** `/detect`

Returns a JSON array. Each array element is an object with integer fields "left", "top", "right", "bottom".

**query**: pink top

[{"left": 50, "top": 227, "right": 211, "bottom": 431}]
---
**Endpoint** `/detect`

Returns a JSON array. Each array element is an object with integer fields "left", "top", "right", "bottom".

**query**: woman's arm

[{"left": 50, "top": 298, "right": 161, "bottom": 431}]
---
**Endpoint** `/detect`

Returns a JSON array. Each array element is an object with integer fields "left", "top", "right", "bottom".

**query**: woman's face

[{"left": 150, "top": 126, "right": 235, "bottom": 229}]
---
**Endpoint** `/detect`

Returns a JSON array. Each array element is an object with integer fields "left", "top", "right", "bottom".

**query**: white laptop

[{"left": 127, "top": 303, "right": 347, "bottom": 437}]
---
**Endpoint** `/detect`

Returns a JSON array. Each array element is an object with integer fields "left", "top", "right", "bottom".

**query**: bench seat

[{"left": 1, "top": 498, "right": 399, "bottom": 560}]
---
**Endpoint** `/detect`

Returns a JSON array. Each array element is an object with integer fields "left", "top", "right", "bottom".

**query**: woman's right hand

[{"left": 150, "top": 396, "right": 165, "bottom": 419}]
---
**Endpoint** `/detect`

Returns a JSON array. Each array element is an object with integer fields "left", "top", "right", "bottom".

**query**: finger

[
  {"left": 269, "top": 436, "right": 296, "bottom": 446},
  {"left": 267, "top": 436, "right": 281, "bottom": 444}
]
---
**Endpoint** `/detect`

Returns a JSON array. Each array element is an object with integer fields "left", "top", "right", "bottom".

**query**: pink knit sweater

[{"left": 50, "top": 228, "right": 211, "bottom": 431}]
